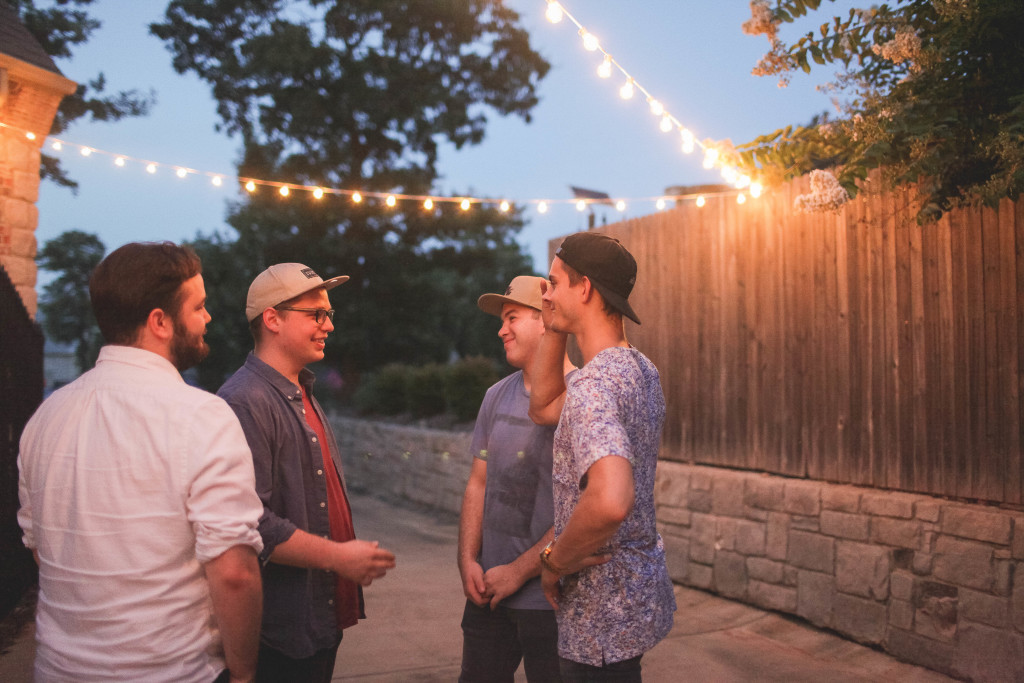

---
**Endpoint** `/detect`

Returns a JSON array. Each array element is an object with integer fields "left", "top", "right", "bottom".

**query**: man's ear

[
  {"left": 579, "top": 276, "right": 596, "bottom": 303},
  {"left": 262, "top": 307, "right": 282, "bottom": 334},
  {"left": 146, "top": 308, "right": 174, "bottom": 341}
]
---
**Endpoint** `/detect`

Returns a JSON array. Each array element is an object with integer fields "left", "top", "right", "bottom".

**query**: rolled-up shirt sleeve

[
  {"left": 186, "top": 399, "right": 264, "bottom": 563},
  {"left": 222, "top": 398, "right": 298, "bottom": 563}
]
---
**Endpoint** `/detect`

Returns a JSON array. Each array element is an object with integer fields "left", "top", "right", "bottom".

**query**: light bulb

[
  {"left": 211, "top": 176, "right": 223, "bottom": 186},
  {"left": 176, "top": 167, "right": 188, "bottom": 178},
  {"left": 423, "top": 199, "right": 433, "bottom": 210},
  {"left": 114, "top": 157, "right": 126, "bottom": 167},
  {"left": 648, "top": 99, "right": 663, "bottom": 116},
  {"left": 51, "top": 141, "right": 62, "bottom": 151},
  {"left": 25, "top": 132, "right": 36, "bottom": 141},
  {"left": 313, "top": 187, "right": 324, "bottom": 199},
  {"left": 576, "top": 199, "right": 587, "bottom": 212},
  {"left": 619, "top": 79, "right": 634, "bottom": 99},
  {"left": 680, "top": 129, "right": 695, "bottom": 154},
  {"left": 460, "top": 198, "right": 471, "bottom": 211},
  {"left": 80, "top": 147, "right": 92, "bottom": 157},
  {"left": 750, "top": 182, "right": 763, "bottom": 198},
  {"left": 386, "top": 195, "right": 397, "bottom": 207},
  {"left": 735, "top": 175, "right": 751, "bottom": 189},
  {"left": 597, "top": 56, "right": 612, "bottom": 79},
  {"left": 702, "top": 148, "right": 718, "bottom": 169},
  {"left": 538, "top": 202, "right": 549, "bottom": 214},
  {"left": 545, "top": 2, "right": 563, "bottom": 23},
  {"left": 279, "top": 186, "right": 289, "bottom": 197},
  {"left": 696, "top": 195, "right": 706, "bottom": 208},
  {"left": 656, "top": 198, "right": 666, "bottom": 210},
  {"left": 660, "top": 115, "right": 672, "bottom": 133},
  {"left": 352, "top": 192, "right": 362, "bottom": 203},
  {"left": 146, "top": 163, "right": 157, "bottom": 174},
  {"left": 615, "top": 200, "right": 626, "bottom": 212},
  {"left": 581, "top": 31, "right": 599, "bottom": 51},
  {"left": 499, "top": 200, "right": 510, "bottom": 212},
  {"left": 245, "top": 180, "right": 256, "bottom": 192},
  {"left": 737, "top": 193, "right": 747, "bottom": 204}
]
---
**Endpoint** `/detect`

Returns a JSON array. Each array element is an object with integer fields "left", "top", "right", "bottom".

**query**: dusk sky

[{"left": 36, "top": 0, "right": 857, "bottom": 273}]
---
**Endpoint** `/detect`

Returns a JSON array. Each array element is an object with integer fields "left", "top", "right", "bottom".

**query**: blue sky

[{"left": 36, "top": 0, "right": 854, "bottom": 274}]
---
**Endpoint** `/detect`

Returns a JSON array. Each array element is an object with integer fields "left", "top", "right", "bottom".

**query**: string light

[
  {"left": 576, "top": 199, "right": 587, "bottom": 211},
  {"left": 352, "top": 192, "right": 363, "bottom": 203},
  {"left": 80, "top": 147, "right": 92, "bottom": 157},
  {"left": 279, "top": 186, "right": 289, "bottom": 197},
  {"left": 680, "top": 128, "right": 695, "bottom": 154},
  {"left": 175, "top": 167, "right": 188, "bottom": 178},
  {"left": 648, "top": 98, "right": 663, "bottom": 116},
  {"left": 597, "top": 56, "right": 612, "bottom": 78},
  {"left": 386, "top": 194, "right": 397, "bottom": 207},
  {"left": 499, "top": 200, "right": 511, "bottom": 212},
  {"left": 696, "top": 196, "right": 706, "bottom": 207},
  {"left": 659, "top": 116, "right": 672, "bottom": 133},
  {"left": 423, "top": 198, "right": 434, "bottom": 210},
  {"left": 656, "top": 198, "right": 666, "bottom": 210},
  {"left": 146, "top": 163, "right": 157, "bottom": 174},
  {"left": 581, "top": 30, "right": 600, "bottom": 51},
  {"left": 313, "top": 187, "right": 324, "bottom": 199},
  {"left": 750, "top": 182, "right": 763, "bottom": 198},
  {"left": 737, "top": 193, "right": 747, "bottom": 204},
  {"left": 619, "top": 79, "right": 634, "bottom": 100},
  {"left": 51, "top": 141, "right": 62, "bottom": 151},
  {"left": 545, "top": 1, "right": 564, "bottom": 23},
  {"left": 538, "top": 201, "right": 549, "bottom": 213},
  {"left": 25, "top": 132, "right": 36, "bottom": 141},
  {"left": 460, "top": 198, "right": 471, "bottom": 211},
  {"left": 114, "top": 156, "right": 126, "bottom": 167},
  {"left": 615, "top": 200, "right": 626, "bottom": 212},
  {"left": 212, "top": 175, "right": 223, "bottom": 187},
  {"left": 245, "top": 180, "right": 256, "bottom": 192}
]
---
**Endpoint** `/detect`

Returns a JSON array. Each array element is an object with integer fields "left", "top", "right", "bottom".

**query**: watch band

[{"left": 539, "top": 539, "right": 566, "bottom": 575}]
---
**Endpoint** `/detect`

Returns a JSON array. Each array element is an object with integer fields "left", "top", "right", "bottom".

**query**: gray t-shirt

[{"left": 471, "top": 370, "right": 556, "bottom": 610}]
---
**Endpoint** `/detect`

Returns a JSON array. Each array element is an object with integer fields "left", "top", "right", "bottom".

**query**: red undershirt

[{"left": 301, "top": 387, "right": 360, "bottom": 630}]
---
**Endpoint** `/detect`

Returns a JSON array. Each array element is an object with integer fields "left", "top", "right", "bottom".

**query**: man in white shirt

[{"left": 18, "top": 241, "right": 265, "bottom": 683}]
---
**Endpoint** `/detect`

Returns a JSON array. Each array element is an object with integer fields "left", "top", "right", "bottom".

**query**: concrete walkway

[{"left": 0, "top": 491, "right": 955, "bottom": 682}]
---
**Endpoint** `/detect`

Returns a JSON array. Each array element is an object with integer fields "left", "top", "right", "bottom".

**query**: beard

[{"left": 169, "top": 319, "right": 210, "bottom": 371}]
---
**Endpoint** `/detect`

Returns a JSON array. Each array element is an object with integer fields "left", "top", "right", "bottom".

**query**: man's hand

[
  {"left": 331, "top": 540, "right": 396, "bottom": 586},
  {"left": 538, "top": 280, "right": 559, "bottom": 333},
  {"left": 460, "top": 560, "right": 492, "bottom": 606},
  {"left": 483, "top": 563, "right": 527, "bottom": 609},
  {"left": 541, "top": 567, "right": 561, "bottom": 609}
]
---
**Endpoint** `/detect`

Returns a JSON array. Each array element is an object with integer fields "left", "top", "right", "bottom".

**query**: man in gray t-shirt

[{"left": 457, "top": 275, "right": 570, "bottom": 682}]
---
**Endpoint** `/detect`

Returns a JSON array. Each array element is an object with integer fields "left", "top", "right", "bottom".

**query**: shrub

[
  {"left": 444, "top": 356, "right": 501, "bottom": 423},
  {"left": 353, "top": 363, "right": 409, "bottom": 415},
  {"left": 406, "top": 363, "right": 447, "bottom": 418}
]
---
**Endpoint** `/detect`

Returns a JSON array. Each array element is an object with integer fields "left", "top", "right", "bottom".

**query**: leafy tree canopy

[
  {"left": 36, "top": 230, "right": 105, "bottom": 373},
  {"left": 152, "top": 1, "right": 550, "bottom": 393},
  {"left": 7, "top": 0, "right": 154, "bottom": 189},
  {"left": 735, "top": 0, "right": 1024, "bottom": 221}
]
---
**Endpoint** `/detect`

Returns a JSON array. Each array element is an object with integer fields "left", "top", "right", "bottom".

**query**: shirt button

[
  {"left": 317, "top": 469, "right": 323, "bottom": 476},
  {"left": 320, "top": 502, "right": 326, "bottom": 508},
  {"left": 328, "top": 599, "right": 334, "bottom": 605},
  {"left": 302, "top": 409, "right": 306, "bottom": 415},
  {"left": 312, "top": 437, "right": 318, "bottom": 443}
]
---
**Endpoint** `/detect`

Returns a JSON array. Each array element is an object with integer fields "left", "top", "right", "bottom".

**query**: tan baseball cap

[
  {"left": 477, "top": 275, "right": 546, "bottom": 317},
  {"left": 246, "top": 263, "right": 349, "bottom": 322}
]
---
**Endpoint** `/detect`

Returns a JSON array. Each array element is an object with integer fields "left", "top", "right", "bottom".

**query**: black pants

[
  {"left": 254, "top": 632, "right": 344, "bottom": 683},
  {"left": 559, "top": 655, "right": 643, "bottom": 682},
  {"left": 460, "top": 599, "right": 561, "bottom": 682}
]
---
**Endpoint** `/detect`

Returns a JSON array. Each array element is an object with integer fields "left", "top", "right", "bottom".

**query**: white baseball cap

[{"left": 246, "top": 263, "right": 349, "bottom": 322}]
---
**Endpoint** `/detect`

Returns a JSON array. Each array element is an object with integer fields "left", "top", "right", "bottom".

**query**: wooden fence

[{"left": 552, "top": 172, "right": 1023, "bottom": 505}]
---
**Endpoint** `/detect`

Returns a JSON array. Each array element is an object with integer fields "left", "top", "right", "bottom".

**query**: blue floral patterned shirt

[{"left": 552, "top": 346, "right": 676, "bottom": 666}]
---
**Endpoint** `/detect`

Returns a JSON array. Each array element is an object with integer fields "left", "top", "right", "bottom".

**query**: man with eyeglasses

[{"left": 218, "top": 263, "right": 396, "bottom": 683}]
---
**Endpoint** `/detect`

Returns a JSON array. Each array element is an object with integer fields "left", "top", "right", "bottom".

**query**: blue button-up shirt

[{"left": 218, "top": 353, "right": 361, "bottom": 658}]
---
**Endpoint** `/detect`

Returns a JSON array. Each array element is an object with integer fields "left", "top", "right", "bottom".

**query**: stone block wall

[
  {"left": 656, "top": 461, "right": 1024, "bottom": 681},
  {"left": 332, "top": 417, "right": 1023, "bottom": 680},
  {"left": 331, "top": 416, "right": 473, "bottom": 516}
]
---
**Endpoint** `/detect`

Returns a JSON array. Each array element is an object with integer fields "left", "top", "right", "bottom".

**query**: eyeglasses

[{"left": 275, "top": 307, "right": 335, "bottom": 325}]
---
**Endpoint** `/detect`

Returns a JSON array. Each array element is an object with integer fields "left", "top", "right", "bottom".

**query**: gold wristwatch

[{"left": 539, "top": 539, "right": 565, "bottom": 575}]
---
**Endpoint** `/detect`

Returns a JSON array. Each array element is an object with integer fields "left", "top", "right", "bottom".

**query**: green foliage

[
  {"left": 154, "top": 1, "right": 548, "bottom": 392},
  {"left": 738, "top": 0, "right": 1024, "bottom": 220},
  {"left": 406, "top": 363, "right": 446, "bottom": 418},
  {"left": 443, "top": 356, "right": 500, "bottom": 423},
  {"left": 36, "top": 230, "right": 105, "bottom": 373},
  {"left": 353, "top": 363, "right": 409, "bottom": 415},
  {"left": 11, "top": 0, "right": 154, "bottom": 189}
]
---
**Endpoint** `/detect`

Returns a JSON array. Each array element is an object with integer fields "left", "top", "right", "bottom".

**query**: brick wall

[{"left": 333, "top": 416, "right": 1024, "bottom": 681}]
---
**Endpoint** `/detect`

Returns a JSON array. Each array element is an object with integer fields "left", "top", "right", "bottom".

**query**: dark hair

[
  {"left": 89, "top": 242, "right": 202, "bottom": 345},
  {"left": 560, "top": 260, "right": 619, "bottom": 319}
]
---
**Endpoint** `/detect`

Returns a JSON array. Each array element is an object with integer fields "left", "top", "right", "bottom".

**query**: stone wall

[{"left": 333, "top": 416, "right": 1024, "bottom": 681}]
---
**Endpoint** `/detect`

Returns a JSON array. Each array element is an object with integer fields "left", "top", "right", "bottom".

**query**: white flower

[{"left": 794, "top": 170, "right": 851, "bottom": 213}]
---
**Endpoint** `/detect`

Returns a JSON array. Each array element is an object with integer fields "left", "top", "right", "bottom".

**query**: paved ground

[{"left": 0, "top": 491, "right": 956, "bottom": 682}]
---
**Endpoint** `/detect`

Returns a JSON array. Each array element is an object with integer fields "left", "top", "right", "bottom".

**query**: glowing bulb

[
  {"left": 696, "top": 195, "right": 706, "bottom": 208},
  {"left": 80, "top": 147, "right": 92, "bottom": 157},
  {"left": 721, "top": 166, "right": 738, "bottom": 184},
  {"left": 656, "top": 198, "right": 666, "bottom": 210},
  {"left": 750, "top": 182, "right": 763, "bottom": 198},
  {"left": 619, "top": 79, "right": 634, "bottom": 100},
  {"left": 176, "top": 167, "right": 188, "bottom": 178},
  {"left": 386, "top": 194, "right": 397, "bottom": 207},
  {"left": 581, "top": 31, "right": 599, "bottom": 52},
  {"left": 146, "top": 163, "right": 157, "bottom": 174},
  {"left": 352, "top": 192, "right": 363, "bottom": 203},
  {"left": 211, "top": 175, "right": 223, "bottom": 186},
  {"left": 545, "top": 2, "right": 563, "bottom": 23},
  {"left": 25, "top": 132, "right": 36, "bottom": 141},
  {"left": 423, "top": 199, "right": 433, "bottom": 210},
  {"left": 735, "top": 175, "right": 751, "bottom": 189},
  {"left": 51, "top": 141, "right": 62, "bottom": 151},
  {"left": 660, "top": 115, "right": 673, "bottom": 133},
  {"left": 597, "top": 56, "right": 612, "bottom": 79},
  {"left": 245, "top": 181, "right": 256, "bottom": 192},
  {"left": 702, "top": 148, "right": 718, "bottom": 169},
  {"left": 279, "top": 186, "right": 290, "bottom": 197},
  {"left": 648, "top": 99, "right": 663, "bottom": 116},
  {"left": 680, "top": 128, "right": 695, "bottom": 154},
  {"left": 313, "top": 187, "right": 324, "bottom": 199},
  {"left": 460, "top": 198, "right": 471, "bottom": 211},
  {"left": 499, "top": 200, "right": 510, "bottom": 213},
  {"left": 576, "top": 199, "right": 587, "bottom": 212},
  {"left": 537, "top": 202, "right": 548, "bottom": 214},
  {"left": 737, "top": 193, "right": 747, "bottom": 205},
  {"left": 114, "top": 157, "right": 126, "bottom": 167},
  {"left": 615, "top": 200, "right": 626, "bottom": 212}
]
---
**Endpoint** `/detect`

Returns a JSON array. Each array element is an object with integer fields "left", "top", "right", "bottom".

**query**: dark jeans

[
  {"left": 558, "top": 655, "right": 643, "bottom": 683},
  {"left": 254, "top": 632, "right": 343, "bottom": 683},
  {"left": 460, "top": 599, "right": 561, "bottom": 682}
]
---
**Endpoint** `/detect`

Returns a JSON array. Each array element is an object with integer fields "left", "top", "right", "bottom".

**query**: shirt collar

[
  {"left": 96, "top": 345, "right": 186, "bottom": 383},
  {"left": 242, "top": 352, "right": 316, "bottom": 398}
]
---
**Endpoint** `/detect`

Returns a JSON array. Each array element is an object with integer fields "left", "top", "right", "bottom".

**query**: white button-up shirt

[{"left": 18, "top": 345, "right": 263, "bottom": 682}]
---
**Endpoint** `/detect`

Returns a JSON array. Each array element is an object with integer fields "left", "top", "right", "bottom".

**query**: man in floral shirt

[{"left": 529, "top": 232, "right": 675, "bottom": 681}]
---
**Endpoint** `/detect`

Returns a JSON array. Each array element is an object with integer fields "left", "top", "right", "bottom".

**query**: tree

[
  {"left": 735, "top": 0, "right": 1024, "bottom": 221},
  {"left": 8, "top": 0, "right": 154, "bottom": 189},
  {"left": 36, "top": 230, "right": 105, "bottom": 373},
  {"left": 152, "top": 1, "right": 550, "bottom": 393}
]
